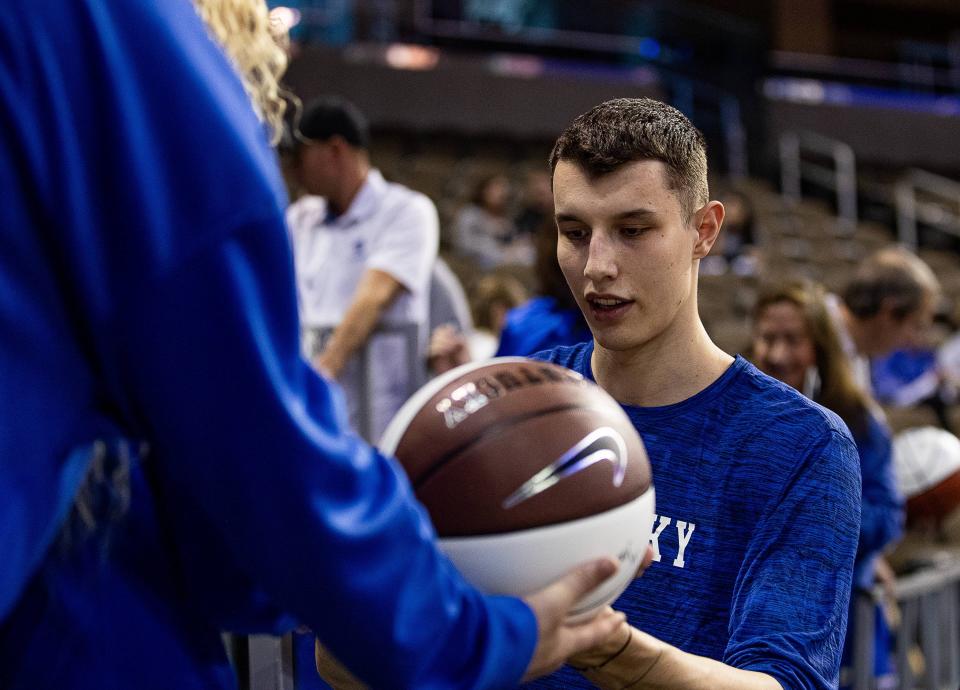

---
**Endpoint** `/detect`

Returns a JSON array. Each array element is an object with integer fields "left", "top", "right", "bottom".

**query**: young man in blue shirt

[
  {"left": 0, "top": 2, "right": 623, "bottom": 688},
  {"left": 527, "top": 98, "right": 863, "bottom": 690}
]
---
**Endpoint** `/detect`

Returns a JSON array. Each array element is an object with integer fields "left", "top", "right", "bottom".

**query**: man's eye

[
  {"left": 621, "top": 226, "right": 649, "bottom": 237},
  {"left": 560, "top": 228, "right": 589, "bottom": 242}
]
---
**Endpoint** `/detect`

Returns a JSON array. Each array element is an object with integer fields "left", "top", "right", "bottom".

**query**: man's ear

[
  {"left": 693, "top": 200, "right": 724, "bottom": 259},
  {"left": 328, "top": 135, "right": 352, "bottom": 160}
]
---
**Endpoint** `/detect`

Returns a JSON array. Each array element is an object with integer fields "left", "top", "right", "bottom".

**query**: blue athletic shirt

[
  {"left": 850, "top": 411, "right": 902, "bottom": 589},
  {"left": 526, "top": 342, "right": 862, "bottom": 690},
  {"left": 496, "top": 296, "right": 592, "bottom": 357},
  {"left": 0, "top": 2, "right": 534, "bottom": 688}
]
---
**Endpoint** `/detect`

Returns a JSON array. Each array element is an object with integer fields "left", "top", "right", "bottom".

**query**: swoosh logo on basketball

[{"left": 502, "top": 427, "right": 628, "bottom": 509}]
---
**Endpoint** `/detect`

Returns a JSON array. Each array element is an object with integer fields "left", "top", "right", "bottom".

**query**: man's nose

[{"left": 584, "top": 234, "right": 618, "bottom": 284}]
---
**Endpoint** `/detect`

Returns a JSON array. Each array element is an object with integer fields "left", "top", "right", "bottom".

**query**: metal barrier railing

[
  {"left": 779, "top": 130, "right": 859, "bottom": 232},
  {"left": 895, "top": 168, "right": 960, "bottom": 250},
  {"left": 305, "top": 322, "right": 424, "bottom": 443},
  {"left": 852, "top": 556, "right": 960, "bottom": 690},
  {"left": 229, "top": 559, "right": 960, "bottom": 689}
]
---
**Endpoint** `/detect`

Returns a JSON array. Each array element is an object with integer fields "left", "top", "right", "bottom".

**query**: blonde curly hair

[{"left": 193, "top": 0, "right": 289, "bottom": 145}]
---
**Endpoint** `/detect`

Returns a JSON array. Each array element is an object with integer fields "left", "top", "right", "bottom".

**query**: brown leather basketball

[{"left": 380, "top": 358, "right": 652, "bottom": 538}]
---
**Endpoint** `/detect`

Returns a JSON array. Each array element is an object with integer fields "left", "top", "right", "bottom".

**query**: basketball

[
  {"left": 893, "top": 426, "right": 960, "bottom": 527},
  {"left": 380, "top": 357, "right": 655, "bottom": 620}
]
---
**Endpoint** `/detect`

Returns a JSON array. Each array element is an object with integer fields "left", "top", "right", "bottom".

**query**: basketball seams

[
  {"left": 378, "top": 357, "right": 532, "bottom": 454},
  {"left": 411, "top": 401, "right": 600, "bottom": 491}
]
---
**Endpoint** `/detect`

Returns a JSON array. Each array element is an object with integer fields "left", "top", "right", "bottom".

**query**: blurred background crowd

[{"left": 257, "top": 2, "right": 960, "bottom": 688}]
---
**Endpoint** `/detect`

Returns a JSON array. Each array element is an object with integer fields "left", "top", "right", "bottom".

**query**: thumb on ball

[{"left": 549, "top": 557, "right": 619, "bottom": 611}]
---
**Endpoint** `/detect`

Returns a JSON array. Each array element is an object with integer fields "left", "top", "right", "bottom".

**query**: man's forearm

[
  {"left": 320, "top": 294, "right": 389, "bottom": 376},
  {"left": 580, "top": 628, "right": 782, "bottom": 690},
  {"left": 318, "top": 269, "right": 404, "bottom": 377}
]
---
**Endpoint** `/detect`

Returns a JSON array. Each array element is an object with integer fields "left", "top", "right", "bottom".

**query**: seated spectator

[
  {"left": 497, "top": 216, "right": 591, "bottom": 357},
  {"left": 751, "top": 280, "right": 904, "bottom": 690},
  {"left": 514, "top": 170, "right": 554, "bottom": 238},
  {"left": 452, "top": 174, "right": 532, "bottom": 269},
  {"left": 700, "top": 188, "right": 759, "bottom": 276},
  {"left": 872, "top": 309, "right": 959, "bottom": 434},
  {"left": 428, "top": 272, "right": 527, "bottom": 374},
  {"left": 468, "top": 273, "right": 528, "bottom": 360},
  {"left": 828, "top": 246, "right": 941, "bottom": 395}
]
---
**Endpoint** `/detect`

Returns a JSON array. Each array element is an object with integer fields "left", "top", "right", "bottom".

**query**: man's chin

[{"left": 592, "top": 330, "right": 645, "bottom": 354}]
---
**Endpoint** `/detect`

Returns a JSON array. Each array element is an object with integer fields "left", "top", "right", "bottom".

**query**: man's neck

[
  {"left": 590, "top": 318, "right": 733, "bottom": 407},
  {"left": 328, "top": 163, "right": 370, "bottom": 217}
]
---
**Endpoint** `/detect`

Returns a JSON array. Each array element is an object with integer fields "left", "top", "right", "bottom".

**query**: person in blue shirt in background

[
  {"left": 430, "top": 196, "right": 591, "bottom": 371},
  {"left": 0, "top": 2, "right": 626, "bottom": 688},
  {"left": 526, "top": 98, "right": 862, "bottom": 690},
  {"left": 751, "top": 281, "right": 904, "bottom": 690},
  {"left": 497, "top": 212, "right": 592, "bottom": 357}
]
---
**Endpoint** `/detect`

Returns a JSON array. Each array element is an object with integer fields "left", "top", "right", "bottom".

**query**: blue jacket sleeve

[
  {"left": 723, "top": 428, "right": 862, "bottom": 690},
  {"left": 854, "top": 413, "right": 903, "bottom": 562},
  {"left": 0, "top": 1, "right": 537, "bottom": 687},
  {"left": 110, "top": 218, "right": 536, "bottom": 689}
]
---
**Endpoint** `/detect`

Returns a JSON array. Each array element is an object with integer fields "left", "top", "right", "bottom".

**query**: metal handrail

[
  {"left": 241, "top": 634, "right": 295, "bottom": 690},
  {"left": 852, "top": 556, "right": 960, "bottom": 690},
  {"left": 233, "top": 557, "right": 960, "bottom": 689},
  {"left": 779, "top": 130, "right": 858, "bottom": 231},
  {"left": 307, "top": 322, "right": 424, "bottom": 443},
  {"left": 895, "top": 168, "right": 960, "bottom": 249}
]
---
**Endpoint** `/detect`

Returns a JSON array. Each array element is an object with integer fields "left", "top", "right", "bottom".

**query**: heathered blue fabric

[
  {"left": 0, "top": 2, "right": 535, "bottom": 688},
  {"left": 526, "top": 342, "right": 862, "bottom": 690},
  {"left": 850, "top": 412, "right": 902, "bottom": 589}
]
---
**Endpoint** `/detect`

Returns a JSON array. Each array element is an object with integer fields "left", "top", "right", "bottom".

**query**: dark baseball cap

[{"left": 296, "top": 95, "right": 369, "bottom": 149}]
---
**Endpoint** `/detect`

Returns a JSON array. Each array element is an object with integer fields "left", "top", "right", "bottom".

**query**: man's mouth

[{"left": 586, "top": 295, "right": 634, "bottom": 321}]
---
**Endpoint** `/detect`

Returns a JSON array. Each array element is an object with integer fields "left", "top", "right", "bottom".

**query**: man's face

[
  {"left": 868, "top": 295, "right": 937, "bottom": 355},
  {"left": 296, "top": 140, "right": 340, "bottom": 198},
  {"left": 553, "top": 159, "right": 706, "bottom": 353}
]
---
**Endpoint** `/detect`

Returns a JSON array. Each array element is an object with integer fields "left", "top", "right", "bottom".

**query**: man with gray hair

[{"left": 828, "top": 246, "right": 941, "bottom": 394}]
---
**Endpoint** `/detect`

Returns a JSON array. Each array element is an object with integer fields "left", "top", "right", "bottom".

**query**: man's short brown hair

[{"left": 549, "top": 98, "right": 709, "bottom": 221}]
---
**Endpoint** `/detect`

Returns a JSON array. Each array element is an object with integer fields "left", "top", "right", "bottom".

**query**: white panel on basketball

[{"left": 439, "top": 487, "right": 655, "bottom": 622}]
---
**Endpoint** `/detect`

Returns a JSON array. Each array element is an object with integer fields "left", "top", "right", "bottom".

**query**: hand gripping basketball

[{"left": 520, "top": 558, "right": 626, "bottom": 682}]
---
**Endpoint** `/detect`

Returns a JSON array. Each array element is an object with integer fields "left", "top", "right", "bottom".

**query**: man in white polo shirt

[{"left": 286, "top": 96, "right": 438, "bottom": 441}]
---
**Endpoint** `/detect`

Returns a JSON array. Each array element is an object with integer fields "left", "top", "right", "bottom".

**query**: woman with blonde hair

[
  {"left": 0, "top": 2, "right": 622, "bottom": 688},
  {"left": 751, "top": 280, "right": 903, "bottom": 689},
  {"left": 193, "top": 0, "right": 289, "bottom": 144}
]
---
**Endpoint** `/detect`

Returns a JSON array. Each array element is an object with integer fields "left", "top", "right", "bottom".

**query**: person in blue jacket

[
  {"left": 751, "top": 280, "right": 904, "bottom": 689},
  {"left": 525, "top": 98, "right": 862, "bottom": 690},
  {"left": 0, "top": 2, "right": 625, "bottom": 688},
  {"left": 497, "top": 214, "right": 591, "bottom": 357}
]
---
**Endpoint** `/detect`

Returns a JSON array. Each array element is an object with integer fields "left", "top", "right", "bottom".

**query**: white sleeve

[{"left": 367, "top": 193, "right": 439, "bottom": 293}]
